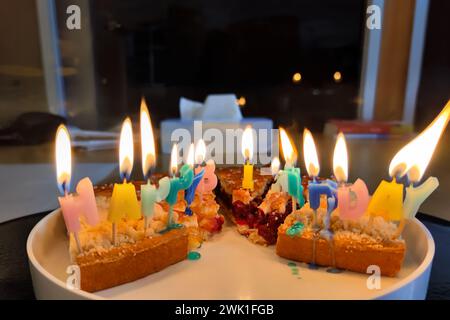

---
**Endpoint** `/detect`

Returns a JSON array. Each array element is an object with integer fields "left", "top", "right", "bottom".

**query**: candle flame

[
  {"left": 170, "top": 144, "right": 178, "bottom": 176},
  {"left": 55, "top": 124, "right": 71, "bottom": 194},
  {"left": 140, "top": 98, "right": 156, "bottom": 178},
  {"left": 241, "top": 126, "right": 254, "bottom": 162},
  {"left": 195, "top": 139, "right": 206, "bottom": 165},
  {"left": 271, "top": 157, "right": 280, "bottom": 176},
  {"left": 333, "top": 132, "right": 348, "bottom": 183},
  {"left": 303, "top": 128, "right": 320, "bottom": 177},
  {"left": 279, "top": 127, "right": 297, "bottom": 168},
  {"left": 389, "top": 101, "right": 450, "bottom": 182},
  {"left": 119, "top": 117, "right": 134, "bottom": 181},
  {"left": 187, "top": 143, "right": 195, "bottom": 168}
]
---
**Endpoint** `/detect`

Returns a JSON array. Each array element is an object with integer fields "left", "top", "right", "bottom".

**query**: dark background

[{"left": 72, "top": 0, "right": 366, "bottom": 130}]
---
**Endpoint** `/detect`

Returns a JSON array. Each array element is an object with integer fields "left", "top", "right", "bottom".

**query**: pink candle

[
  {"left": 56, "top": 125, "right": 99, "bottom": 252},
  {"left": 333, "top": 132, "right": 369, "bottom": 221},
  {"left": 196, "top": 159, "right": 217, "bottom": 194},
  {"left": 76, "top": 177, "right": 99, "bottom": 226},
  {"left": 59, "top": 194, "right": 80, "bottom": 233},
  {"left": 194, "top": 140, "right": 217, "bottom": 195},
  {"left": 55, "top": 125, "right": 82, "bottom": 253},
  {"left": 337, "top": 179, "right": 369, "bottom": 220}
]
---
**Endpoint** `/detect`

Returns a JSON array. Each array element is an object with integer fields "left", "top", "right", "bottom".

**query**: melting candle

[
  {"left": 303, "top": 129, "right": 336, "bottom": 218},
  {"left": 279, "top": 128, "right": 304, "bottom": 210},
  {"left": 139, "top": 99, "right": 171, "bottom": 231},
  {"left": 333, "top": 132, "right": 369, "bottom": 221},
  {"left": 56, "top": 125, "right": 99, "bottom": 253},
  {"left": 108, "top": 118, "right": 140, "bottom": 245},
  {"left": 166, "top": 144, "right": 194, "bottom": 228},
  {"left": 390, "top": 101, "right": 449, "bottom": 237},
  {"left": 184, "top": 143, "right": 205, "bottom": 216},
  {"left": 195, "top": 139, "right": 218, "bottom": 196},
  {"left": 303, "top": 128, "right": 336, "bottom": 270}
]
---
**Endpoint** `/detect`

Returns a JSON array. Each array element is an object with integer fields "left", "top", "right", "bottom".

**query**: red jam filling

[{"left": 232, "top": 198, "right": 293, "bottom": 244}]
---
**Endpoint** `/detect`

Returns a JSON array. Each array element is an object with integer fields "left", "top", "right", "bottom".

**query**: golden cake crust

[
  {"left": 275, "top": 207, "right": 406, "bottom": 276},
  {"left": 77, "top": 228, "right": 188, "bottom": 292},
  {"left": 276, "top": 231, "right": 405, "bottom": 276}
]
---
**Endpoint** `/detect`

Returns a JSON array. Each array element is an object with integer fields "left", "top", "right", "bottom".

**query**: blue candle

[
  {"left": 184, "top": 168, "right": 205, "bottom": 215},
  {"left": 308, "top": 179, "right": 337, "bottom": 210},
  {"left": 165, "top": 145, "right": 194, "bottom": 229}
]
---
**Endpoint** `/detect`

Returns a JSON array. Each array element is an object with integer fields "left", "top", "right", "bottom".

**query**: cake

[
  {"left": 216, "top": 166, "right": 273, "bottom": 207},
  {"left": 276, "top": 204, "right": 406, "bottom": 276},
  {"left": 66, "top": 168, "right": 407, "bottom": 293},
  {"left": 230, "top": 189, "right": 292, "bottom": 245},
  {"left": 216, "top": 166, "right": 292, "bottom": 245},
  {"left": 69, "top": 179, "right": 223, "bottom": 292}
]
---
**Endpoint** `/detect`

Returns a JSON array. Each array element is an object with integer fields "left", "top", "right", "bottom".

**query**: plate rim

[{"left": 27, "top": 209, "right": 435, "bottom": 300}]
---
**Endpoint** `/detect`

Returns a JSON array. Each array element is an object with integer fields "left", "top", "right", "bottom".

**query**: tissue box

[{"left": 160, "top": 118, "right": 273, "bottom": 154}]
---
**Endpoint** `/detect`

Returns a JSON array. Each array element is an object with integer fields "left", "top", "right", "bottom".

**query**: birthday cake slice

[
  {"left": 68, "top": 178, "right": 223, "bottom": 293},
  {"left": 276, "top": 205, "right": 406, "bottom": 276},
  {"left": 216, "top": 166, "right": 282, "bottom": 245},
  {"left": 68, "top": 184, "right": 191, "bottom": 293}
]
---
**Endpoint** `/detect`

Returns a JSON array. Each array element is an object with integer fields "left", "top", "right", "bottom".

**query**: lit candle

[
  {"left": 56, "top": 125, "right": 82, "bottom": 253},
  {"left": 303, "top": 129, "right": 336, "bottom": 222},
  {"left": 303, "top": 128, "right": 337, "bottom": 270},
  {"left": 279, "top": 128, "right": 304, "bottom": 211},
  {"left": 389, "top": 101, "right": 449, "bottom": 237},
  {"left": 184, "top": 143, "right": 205, "bottom": 216},
  {"left": 195, "top": 139, "right": 218, "bottom": 195},
  {"left": 108, "top": 118, "right": 141, "bottom": 245},
  {"left": 241, "top": 126, "right": 254, "bottom": 190},
  {"left": 271, "top": 156, "right": 280, "bottom": 177},
  {"left": 271, "top": 156, "right": 289, "bottom": 192},
  {"left": 166, "top": 144, "right": 194, "bottom": 229},
  {"left": 55, "top": 125, "right": 99, "bottom": 253},
  {"left": 333, "top": 132, "right": 369, "bottom": 221},
  {"left": 140, "top": 99, "right": 170, "bottom": 232},
  {"left": 367, "top": 150, "right": 405, "bottom": 222}
]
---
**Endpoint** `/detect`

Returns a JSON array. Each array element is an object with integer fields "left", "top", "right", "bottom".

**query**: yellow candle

[
  {"left": 367, "top": 179, "right": 403, "bottom": 221},
  {"left": 241, "top": 126, "right": 254, "bottom": 190},
  {"left": 109, "top": 182, "right": 141, "bottom": 223},
  {"left": 107, "top": 117, "right": 141, "bottom": 229},
  {"left": 242, "top": 162, "right": 254, "bottom": 190}
]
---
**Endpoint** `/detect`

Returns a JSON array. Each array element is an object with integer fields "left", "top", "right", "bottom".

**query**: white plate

[{"left": 27, "top": 209, "right": 434, "bottom": 300}]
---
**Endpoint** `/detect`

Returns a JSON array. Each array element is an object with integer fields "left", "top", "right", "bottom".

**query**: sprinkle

[
  {"left": 187, "top": 251, "right": 201, "bottom": 260},
  {"left": 287, "top": 221, "right": 304, "bottom": 237}
]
